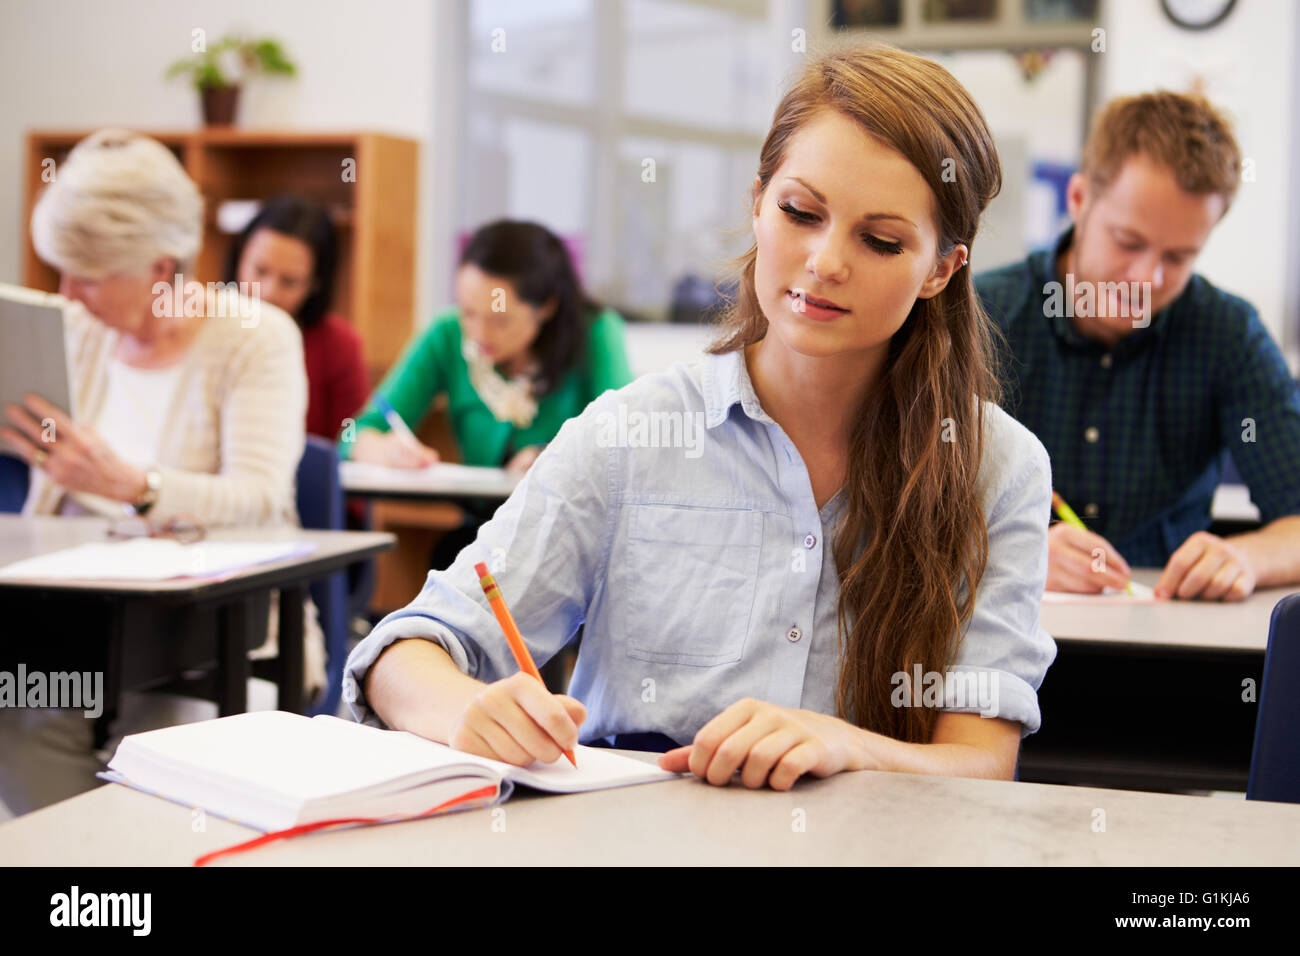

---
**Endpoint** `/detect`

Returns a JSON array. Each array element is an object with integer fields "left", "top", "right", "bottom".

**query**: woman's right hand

[
  {"left": 448, "top": 672, "right": 586, "bottom": 767},
  {"left": 350, "top": 428, "right": 440, "bottom": 469}
]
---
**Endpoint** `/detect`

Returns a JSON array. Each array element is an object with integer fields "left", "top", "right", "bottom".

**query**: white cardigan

[
  {"left": 25, "top": 288, "right": 307, "bottom": 525},
  {"left": 23, "top": 288, "right": 325, "bottom": 694}
]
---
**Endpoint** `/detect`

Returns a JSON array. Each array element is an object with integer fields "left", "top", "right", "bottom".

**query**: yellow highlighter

[{"left": 1051, "top": 490, "right": 1135, "bottom": 595}]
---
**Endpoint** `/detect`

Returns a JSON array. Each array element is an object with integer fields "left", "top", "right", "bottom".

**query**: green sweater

[{"left": 341, "top": 307, "right": 633, "bottom": 467}]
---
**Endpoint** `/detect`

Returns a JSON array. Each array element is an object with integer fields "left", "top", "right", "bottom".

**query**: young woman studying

[
  {"left": 344, "top": 41, "right": 1056, "bottom": 790},
  {"left": 342, "top": 219, "right": 633, "bottom": 476}
]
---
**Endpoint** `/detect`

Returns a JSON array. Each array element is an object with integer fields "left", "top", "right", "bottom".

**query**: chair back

[
  {"left": 0, "top": 454, "right": 29, "bottom": 513},
  {"left": 296, "top": 437, "right": 348, "bottom": 717},
  {"left": 1247, "top": 593, "right": 1300, "bottom": 802}
]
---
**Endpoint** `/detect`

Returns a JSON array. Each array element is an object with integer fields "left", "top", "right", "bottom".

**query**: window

[{"left": 457, "top": 0, "right": 800, "bottom": 321}]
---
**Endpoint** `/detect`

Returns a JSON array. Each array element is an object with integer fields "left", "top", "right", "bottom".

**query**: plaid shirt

[{"left": 975, "top": 227, "right": 1300, "bottom": 566}]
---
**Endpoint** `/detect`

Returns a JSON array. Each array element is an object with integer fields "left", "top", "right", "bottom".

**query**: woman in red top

[{"left": 225, "top": 195, "right": 369, "bottom": 440}]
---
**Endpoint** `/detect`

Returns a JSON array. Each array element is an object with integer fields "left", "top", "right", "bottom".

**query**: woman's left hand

[
  {"left": 504, "top": 444, "right": 545, "bottom": 475},
  {"left": 1, "top": 394, "right": 145, "bottom": 503},
  {"left": 658, "top": 698, "right": 871, "bottom": 790}
]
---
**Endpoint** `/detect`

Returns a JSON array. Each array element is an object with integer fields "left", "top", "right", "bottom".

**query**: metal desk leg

[
  {"left": 216, "top": 600, "right": 249, "bottom": 715},
  {"left": 92, "top": 601, "right": 125, "bottom": 750},
  {"left": 278, "top": 585, "right": 305, "bottom": 714}
]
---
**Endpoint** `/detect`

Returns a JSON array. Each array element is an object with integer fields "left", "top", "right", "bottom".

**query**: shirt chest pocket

[{"left": 622, "top": 505, "right": 762, "bottom": 666}]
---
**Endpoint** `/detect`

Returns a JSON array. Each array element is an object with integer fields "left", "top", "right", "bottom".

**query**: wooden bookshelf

[{"left": 23, "top": 129, "right": 419, "bottom": 374}]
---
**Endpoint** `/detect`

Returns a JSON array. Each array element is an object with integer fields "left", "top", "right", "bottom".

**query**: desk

[
  {"left": 338, "top": 461, "right": 520, "bottom": 624},
  {"left": 0, "top": 751, "right": 1296, "bottom": 865},
  {"left": 339, "top": 461, "right": 519, "bottom": 503},
  {"left": 1022, "top": 570, "right": 1295, "bottom": 793},
  {"left": 1041, "top": 569, "right": 1289, "bottom": 651},
  {"left": 0, "top": 516, "right": 393, "bottom": 742},
  {"left": 1211, "top": 483, "right": 1261, "bottom": 524}
]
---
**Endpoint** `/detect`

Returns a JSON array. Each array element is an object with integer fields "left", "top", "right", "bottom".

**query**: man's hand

[
  {"left": 1155, "top": 531, "right": 1256, "bottom": 601},
  {"left": 1045, "top": 521, "right": 1131, "bottom": 593}
]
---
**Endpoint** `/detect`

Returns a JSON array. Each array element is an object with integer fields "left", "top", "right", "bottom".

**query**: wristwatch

[{"left": 134, "top": 467, "right": 162, "bottom": 516}]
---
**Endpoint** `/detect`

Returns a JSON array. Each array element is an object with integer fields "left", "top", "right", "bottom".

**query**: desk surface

[
  {"left": 0, "top": 516, "right": 394, "bottom": 599},
  {"left": 1040, "top": 569, "right": 1292, "bottom": 652},
  {"left": 339, "top": 461, "right": 520, "bottom": 501},
  {"left": 1212, "top": 483, "right": 1260, "bottom": 523},
  {"left": 1, "top": 750, "right": 1296, "bottom": 865}
]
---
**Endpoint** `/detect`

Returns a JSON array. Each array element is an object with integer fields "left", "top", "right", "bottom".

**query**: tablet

[{"left": 0, "top": 283, "right": 74, "bottom": 420}]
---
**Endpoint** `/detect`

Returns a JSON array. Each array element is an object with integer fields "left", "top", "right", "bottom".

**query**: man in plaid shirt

[{"left": 976, "top": 91, "right": 1300, "bottom": 602}]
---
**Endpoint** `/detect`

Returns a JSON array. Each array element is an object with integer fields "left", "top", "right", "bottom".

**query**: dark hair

[
  {"left": 459, "top": 220, "right": 600, "bottom": 396},
  {"left": 223, "top": 194, "right": 339, "bottom": 329}
]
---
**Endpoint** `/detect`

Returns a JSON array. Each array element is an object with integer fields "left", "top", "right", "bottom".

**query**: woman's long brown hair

[{"left": 709, "top": 40, "right": 1004, "bottom": 744}]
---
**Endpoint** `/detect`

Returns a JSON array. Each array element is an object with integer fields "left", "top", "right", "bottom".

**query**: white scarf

[{"left": 462, "top": 338, "right": 539, "bottom": 428}]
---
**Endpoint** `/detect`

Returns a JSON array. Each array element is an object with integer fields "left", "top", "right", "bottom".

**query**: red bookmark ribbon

[{"left": 193, "top": 784, "right": 500, "bottom": 866}]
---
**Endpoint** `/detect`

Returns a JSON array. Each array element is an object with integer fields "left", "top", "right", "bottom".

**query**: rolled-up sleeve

[
  {"left": 342, "top": 393, "right": 617, "bottom": 726},
  {"left": 947, "top": 408, "right": 1057, "bottom": 736}
]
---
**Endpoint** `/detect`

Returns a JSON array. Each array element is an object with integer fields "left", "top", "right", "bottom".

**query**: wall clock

[{"left": 1160, "top": 0, "right": 1238, "bottom": 31}]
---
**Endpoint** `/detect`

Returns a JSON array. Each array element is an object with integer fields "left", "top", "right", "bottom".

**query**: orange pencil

[{"left": 473, "top": 562, "right": 577, "bottom": 767}]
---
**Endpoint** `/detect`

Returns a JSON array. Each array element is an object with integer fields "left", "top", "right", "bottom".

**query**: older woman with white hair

[
  {"left": 0, "top": 129, "right": 323, "bottom": 817},
  {"left": 8, "top": 128, "right": 305, "bottom": 523}
]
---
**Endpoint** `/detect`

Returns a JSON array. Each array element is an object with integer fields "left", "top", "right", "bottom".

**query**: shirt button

[
  {"left": 1084, "top": 503, "right": 1099, "bottom": 518},
  {"left": 786, "top": 625, "right": 802, "bottom": 643},
  {"left": 1084, "top": 426, "right": 1100, "bottom": 443},
  {"left": 1100, "top": 354, "right": 1113, "bottom": 369},
  {"left": 803, "top": 533, "right": 816, "bottom": 549}
]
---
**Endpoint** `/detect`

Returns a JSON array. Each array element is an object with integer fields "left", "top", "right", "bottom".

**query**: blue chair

[
  {"left": 296, "top": 437, "right": 350, "bottom": 718},
  {"left": 0, "top": 454, "right": 29, "bottom": 513},
  {"left": 1247, "top": 593, "right": 1300, "bottom": 803}
]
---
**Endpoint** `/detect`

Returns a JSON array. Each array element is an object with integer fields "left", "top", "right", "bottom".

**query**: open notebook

[{"left": 103, "top": 711, "right": 679, "bottom": 833}]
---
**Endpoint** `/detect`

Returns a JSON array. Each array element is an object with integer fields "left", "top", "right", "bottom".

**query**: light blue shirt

[{"left": 344, "top": 348, "right": 1057, "bottom": 744}]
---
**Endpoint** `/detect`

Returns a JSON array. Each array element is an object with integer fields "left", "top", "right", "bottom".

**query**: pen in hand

[
  {"left": 372, "top": 395, "right": 437, "bottom": 467},
  {"left": 473, "top": 561, "right": 577, "bottom": 767},
  {"left": 1051, "top": 490, "right": 1134, "bottom": 595},
  {"left": 374, "top": 395, "right": 422, "bottom": 448}
]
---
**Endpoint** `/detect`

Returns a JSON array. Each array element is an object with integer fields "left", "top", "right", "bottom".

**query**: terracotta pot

[{"left": 201, "top": 85, "right": 240, "bottom": 126}]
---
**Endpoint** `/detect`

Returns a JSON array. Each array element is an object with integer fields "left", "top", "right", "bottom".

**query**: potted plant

[{"left": 166, "top": 35, "right": 296, "bottom": 126}]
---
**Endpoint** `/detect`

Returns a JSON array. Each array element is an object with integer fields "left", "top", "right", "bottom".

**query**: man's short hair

[{"left": 1080, "top": 91, "right": 1242, "bottom": 212}]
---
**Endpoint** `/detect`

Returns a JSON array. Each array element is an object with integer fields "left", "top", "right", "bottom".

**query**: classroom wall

[
  {"left": 1099, "top": 0, "right": 1300, "bottom": 371},
  {"left": 0, "top": 0, "right": 441, "bottom": 326},
  {"left": 2, "top": 0, "right": 1296, "bottom": 371}
]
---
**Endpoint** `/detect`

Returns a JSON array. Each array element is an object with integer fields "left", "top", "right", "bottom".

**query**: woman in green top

[{"left": 345, "top": 220, "right": 633, "bottom": 474}]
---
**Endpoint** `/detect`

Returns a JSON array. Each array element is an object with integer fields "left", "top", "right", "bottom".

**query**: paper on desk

[
  {"left": 1042, "top": 580, "right": 1158, "bottom": 603},
  {"left": 298, "top": 715, "right": 676, "bottom": 794},
  {"left": 340, "top": 460, "right": 516, "bottom": 488},
  {"left": 500, "top": 744, "right": 678, "bottom": 793},
  {"left": 0, "top": 538, "right": 316, "bottom": 581}
]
